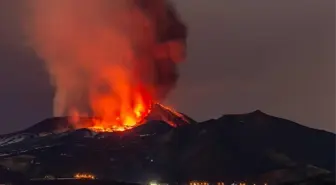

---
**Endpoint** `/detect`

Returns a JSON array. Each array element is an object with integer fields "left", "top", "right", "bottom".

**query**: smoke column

[{"left": 26, "top": 0, "right": 187, "bottom": 126}]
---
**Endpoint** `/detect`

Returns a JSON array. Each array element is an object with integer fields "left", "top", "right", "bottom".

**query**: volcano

[
  {"left": 0, "top": 108, "right": 334, "bottom": 184},
  {"left": 0, "top": 103, "right": 194, "bottom": 138}
]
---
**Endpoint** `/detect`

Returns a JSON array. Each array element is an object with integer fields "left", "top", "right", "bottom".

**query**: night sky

[{"left": 0, "top": 0, "right": 334, "bottom": 134}]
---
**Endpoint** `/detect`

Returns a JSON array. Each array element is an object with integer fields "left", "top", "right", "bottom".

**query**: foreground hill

[
  {"left": 0, "top": 110, "right": 334, "bottom": 184},
  {"left": 173, "top": 110, "right": 335, "bottom": 183}
]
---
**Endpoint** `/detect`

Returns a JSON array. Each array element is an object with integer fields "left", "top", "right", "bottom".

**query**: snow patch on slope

[{"left": 0, "top": 133, "right": 36, "bottom": 147}]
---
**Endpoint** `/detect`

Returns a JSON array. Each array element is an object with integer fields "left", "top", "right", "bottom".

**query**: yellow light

[{"left": 149, "top": 181, "right": 158, "bottom": 185}]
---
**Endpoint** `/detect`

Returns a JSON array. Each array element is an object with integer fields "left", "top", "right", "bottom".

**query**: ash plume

[{"left": 25, "top": 0, "right": 187, "bottom": 119}]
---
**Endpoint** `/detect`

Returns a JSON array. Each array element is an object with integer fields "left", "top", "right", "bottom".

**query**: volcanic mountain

[
  {"left": 0, "top": 103, "right": 194, "bottom": 139},
  {"left": 0, "top": 108, "right": 334, "bottom": 184}
]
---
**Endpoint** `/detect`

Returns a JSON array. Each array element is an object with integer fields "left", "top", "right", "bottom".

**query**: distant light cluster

[
  {"left": 189, "top": 181, "right": 209, "bottom": 185},
  {"left": 74, "top": 173, "right": 96, "bottom": 180},
  {"left": 188, "top": 181, "right": 267, "bottom": 185}
]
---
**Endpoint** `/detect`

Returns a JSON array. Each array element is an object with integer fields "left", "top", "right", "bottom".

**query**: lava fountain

[{"left": 26, "top": 0, "right": 187, "bottom": 131}]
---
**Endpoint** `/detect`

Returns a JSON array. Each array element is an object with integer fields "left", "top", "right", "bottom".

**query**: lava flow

[
  {"left": 72, "top": 102, "right": 190, "bottom": 132},
  {"left": 87, "top": 96, "right": 153, "bottom": 132},
  {"left": 68, "top": 90, "right": 153, "bottom": 132}
]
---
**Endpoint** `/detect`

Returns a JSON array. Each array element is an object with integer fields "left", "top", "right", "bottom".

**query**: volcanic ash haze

[{"left": 26, "top": 0, "right": 187, "bottom": 130}]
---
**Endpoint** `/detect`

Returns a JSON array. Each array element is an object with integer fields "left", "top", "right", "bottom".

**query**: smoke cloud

[{"left": 26, "top": 0, "right": 187, "bottom": 121}]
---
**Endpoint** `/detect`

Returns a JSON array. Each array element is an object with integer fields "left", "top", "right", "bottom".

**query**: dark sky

[{"left": 0, "top": 0, "right": 334, "bottom": 134}]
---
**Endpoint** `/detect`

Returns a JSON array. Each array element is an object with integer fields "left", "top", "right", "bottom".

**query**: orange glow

[
  {"left": 69, "top": 85, "right": 153, "bottom": 132},
  {"left": 28, "top": 0, "right": 187, "bottom": 133},
  {"left": 157, "top": 103, "right": 190, "bottom": 124},
  {"left": 70, "top": 101, "right": 190, "bottom": 132},
  {"left": 189, "top": 181, "right": 209, "bottom": 185},
  {"left": 74, "top": 173, "right": 96, "bottom": 179}
]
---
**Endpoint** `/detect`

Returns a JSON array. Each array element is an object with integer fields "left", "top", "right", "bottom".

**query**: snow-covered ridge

[
  {"left": 0, "top": 129, "right": 99, "bottom": 147},
  {"left": 0, "top": 133, "right": 37, "bottom": 147}
]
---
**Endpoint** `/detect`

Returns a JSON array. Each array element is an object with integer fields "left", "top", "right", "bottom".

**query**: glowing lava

[
  {"left": 70, "top": 101, "right": 189, "bottom": 132},
  {"left": 71, "top": 92, "right": 153, "bottom": 132},
  {"left": 157, "top": 103, "right": 190, "bottom": 124}
]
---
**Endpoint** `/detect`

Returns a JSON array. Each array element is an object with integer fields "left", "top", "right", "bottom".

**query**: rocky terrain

[{"left": 0, "top": 108, "right": 334, "bottom": 184}]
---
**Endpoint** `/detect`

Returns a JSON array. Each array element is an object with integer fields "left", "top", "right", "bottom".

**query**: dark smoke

[{"left": 136, "top": 0, "right": 188, "bottom": 100}]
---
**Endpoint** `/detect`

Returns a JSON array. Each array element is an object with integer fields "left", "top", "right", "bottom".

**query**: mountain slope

[
  {"left": 0, "top": 110, "right": 334, "bottom": 183},
  {"left": 171, "top": 110, "right": 335, "bottom": 182}
]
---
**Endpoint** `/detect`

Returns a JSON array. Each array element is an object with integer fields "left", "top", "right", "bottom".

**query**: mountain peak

[
  {"left": 143, "top": 103, "right": 195, "bottom": 127},
  {"left": 251, "top": 109, "right": 265, "bottom": 114},
  {"left": 248, "top": 109, "right": 269, "bottom": 118},
  {"left": 218, "top": 109, "right": 269, "bottom": 120}
]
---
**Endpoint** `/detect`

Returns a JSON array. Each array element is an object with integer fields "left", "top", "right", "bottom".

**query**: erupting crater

[
  {"left": 25, "top": 0, "right": 189, "bottom": 135},
  {"left": 71, "top": 102, "right": 193, "bottom": 133}
]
